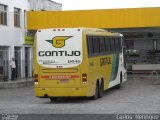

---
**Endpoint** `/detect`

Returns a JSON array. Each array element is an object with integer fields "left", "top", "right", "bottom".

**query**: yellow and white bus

[{"left": 34, "top": 28, "right": 127, "bottom": 101}]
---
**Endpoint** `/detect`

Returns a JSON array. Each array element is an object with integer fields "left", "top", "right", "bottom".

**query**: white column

[
  {"left": 29, "top": 47, "right": 32, "bottom": 77},
  {"left": 30, "top": 47, "right": 34, "bottom": 77},
  {"left": 8, "top": 46, "right": 14, "bottom": 80},
  {"left": 21, "top": 46, "right": 25, "bottom": 78}
]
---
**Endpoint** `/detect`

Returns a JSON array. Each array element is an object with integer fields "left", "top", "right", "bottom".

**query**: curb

[{"left": 0, "top": 79, "right": 34, "bottom": 89}]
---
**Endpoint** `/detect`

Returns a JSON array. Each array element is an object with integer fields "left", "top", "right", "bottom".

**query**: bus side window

[
  {"left": 97, "top": 37, "right": 101, "bottom": 54},
  {"left": 100, "top": 37, "right": 105, "bottom": 54},
  {"left": 110, "top": 38, "right": 115, "bottom": 53},
  {"left": 104, "top": 37, "right": 110, "bottom": 53},
  {"left": 115, "top": 38, "right": 120, "bottom": 52},
  {"left": 87, "top": 36, "right": 94, "bottom": 56},
  {"left": 93, "top": 36, "right": 100, "bottom": 55}
]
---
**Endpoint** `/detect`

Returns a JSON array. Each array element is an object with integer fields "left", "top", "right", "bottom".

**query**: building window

[
  {"left": 0, "top": 4, "right": 7, "bottom": 25},
  {"left": 14, "top": 8, "right": 21, "bottom": 27}
]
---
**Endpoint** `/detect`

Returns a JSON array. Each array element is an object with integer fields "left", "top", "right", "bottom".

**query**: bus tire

[
  {"left": 115, "top": 73, "right": 122, "bottom": 89},
  {"left": 91, "top": 82, "right": 99, "bottom": 100},
  {"left": 98, "top": 80, "right": 104, "bottom": 98}
]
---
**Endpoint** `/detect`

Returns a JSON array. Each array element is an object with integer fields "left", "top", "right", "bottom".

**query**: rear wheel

[
  {"left": 91, "top": 83, "right": 99, "bottom": 100},
  {"left": 98, "top": 81, "right": 104, "bottom": 98}
]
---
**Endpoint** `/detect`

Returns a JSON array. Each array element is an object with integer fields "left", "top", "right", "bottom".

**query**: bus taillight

[
  {"left": 82, "top": 73, "right": 87, "bottom": 84},
  {"left": 34, "top": 74, "right": 38, "bottom": 83}
]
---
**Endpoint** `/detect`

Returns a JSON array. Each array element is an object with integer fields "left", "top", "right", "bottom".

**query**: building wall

[
  {"left": 0, "top": 0, "right": 29, "bottom": 45},
  {"left": 29, "top": 0, "right": 62, "bottom": 11},
  {"left": 0, "top": 0, "right": 30, "bottom": 80},
  {"left": 0, "top": 0, "right": 62, "bottom": 81}
]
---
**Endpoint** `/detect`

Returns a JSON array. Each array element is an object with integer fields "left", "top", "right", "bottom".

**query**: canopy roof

[{"left": 27, "top": 7, "right": 160, "bottom": 30}]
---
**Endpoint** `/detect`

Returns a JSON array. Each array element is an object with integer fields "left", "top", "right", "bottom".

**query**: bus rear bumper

[{"left": 34, "top": 87, "right": 90, "bottom": 97}]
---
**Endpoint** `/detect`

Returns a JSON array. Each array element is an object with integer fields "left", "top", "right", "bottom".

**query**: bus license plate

[{"left": 60, "top": 79, "right": 69, "bottom": 83}]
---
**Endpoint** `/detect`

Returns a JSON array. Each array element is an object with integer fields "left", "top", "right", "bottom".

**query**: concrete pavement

[
  {"left": 0, "top": 78, "right": 33, "bottom": 89},
  {"left": 0, "top": 75, "right": 160, "bottom": 114}
]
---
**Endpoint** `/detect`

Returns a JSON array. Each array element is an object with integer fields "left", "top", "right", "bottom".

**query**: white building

[
  {"left": 0, "top": 0, "right": 62, "bottom": 81},
  {"left": 29, "top": 0, "right": 61, "bottom": 11}
]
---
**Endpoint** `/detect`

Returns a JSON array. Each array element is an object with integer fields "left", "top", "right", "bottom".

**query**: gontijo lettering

[
  {"left": 100, "top": 57, "right": 111, "bottom": 66},
  {"left": 38, "top": 51, "right": 81, "bottom": 57}
]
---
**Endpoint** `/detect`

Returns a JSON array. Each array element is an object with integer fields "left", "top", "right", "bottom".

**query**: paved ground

[
  {"left": 0, "top": 78, "right": 33, "bottom": 89},
  {"left": 0, "top": 75, "right": 160, "bottom": 114}
]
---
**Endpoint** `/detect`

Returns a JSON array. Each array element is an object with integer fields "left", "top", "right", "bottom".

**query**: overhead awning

[{"left": 27, "top": 7, "right": 160, "bottom": 30}]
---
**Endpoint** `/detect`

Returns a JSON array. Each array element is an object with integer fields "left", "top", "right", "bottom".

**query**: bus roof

[
  {"left": 83, "top": 28, "right": 122, "bottom": 37},
  {"left": 37, "top": 28, "right": 123, "bottom": 37}
]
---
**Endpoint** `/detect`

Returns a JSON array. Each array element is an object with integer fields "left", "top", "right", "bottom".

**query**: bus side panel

[
  {"left": 108, "top": 53, "right": 123, "bottom": 88},
  {"left": 88, "top": 55, "right": 113, "bottom": 95},
  {"left": 100, "top": 55, "right": 113, "bottom": 90},
  {"left": 109, "top": 54, "right": 120, "bottom": 82},
  {"left": 88, "top": 57, "right": 100, "bottom": 96},
  {"left": 87, "top": 54, "right": 126, "bottom": 92}
]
